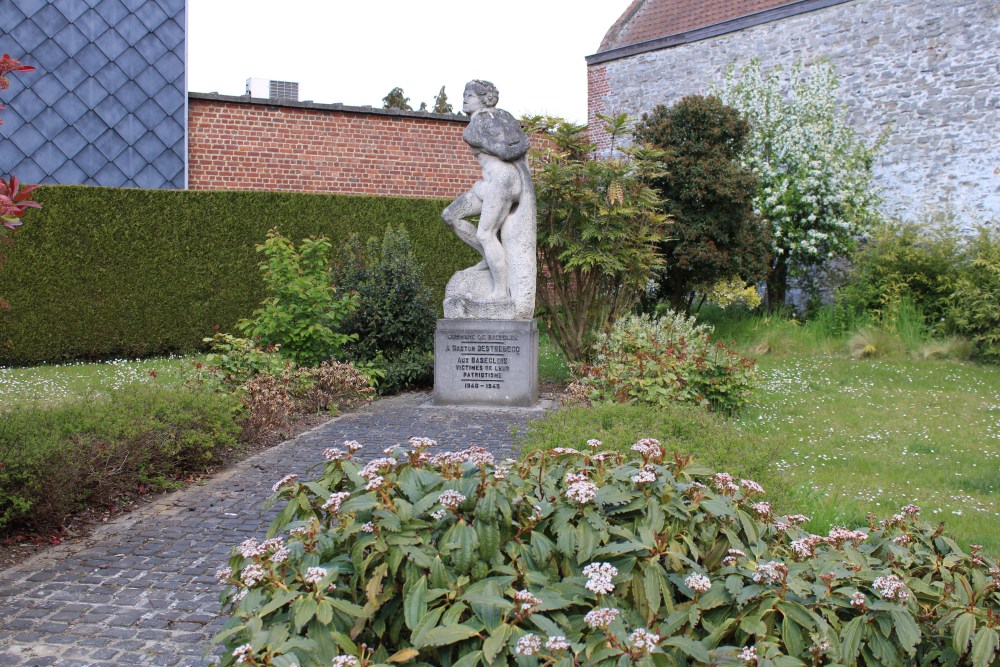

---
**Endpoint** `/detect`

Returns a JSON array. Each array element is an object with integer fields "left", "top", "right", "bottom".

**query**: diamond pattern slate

[{"left": 0, "top": 0, "right": 186, "bottom": 189}]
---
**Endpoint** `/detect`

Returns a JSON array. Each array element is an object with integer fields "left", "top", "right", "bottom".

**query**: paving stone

[{"left": 0, "top": 391, "right": 552, "bottom": 664}]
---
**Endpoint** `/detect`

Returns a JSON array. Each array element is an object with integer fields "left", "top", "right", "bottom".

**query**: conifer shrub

[
  {"left": 333, "top": 227, "right": 437, "bottom": 394},
  {"left": 214, "top": 439, "right": 1000, "bottom": 666}
]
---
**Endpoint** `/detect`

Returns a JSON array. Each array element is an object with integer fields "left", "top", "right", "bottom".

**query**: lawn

[
  {"left": 739, "top": 354, "right": 1000, "bottom": 552},
  {"left": 0, "top": 354, "right": 202, "bottom": 408}
]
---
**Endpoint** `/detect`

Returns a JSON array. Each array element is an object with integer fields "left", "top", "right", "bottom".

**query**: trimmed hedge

[{"left": 0, "top": 187, "right": 476, "bottom": 364}]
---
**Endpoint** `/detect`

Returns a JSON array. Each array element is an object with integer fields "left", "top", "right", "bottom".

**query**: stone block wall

[
  {"left": 588, "top": 0, "right": 1000, "bottom": 224},
  {"left": 187, "top": 95, "right": 480, "bottom": 198}
]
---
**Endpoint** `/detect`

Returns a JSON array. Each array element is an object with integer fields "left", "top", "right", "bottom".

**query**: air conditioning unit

[{"left": 246, "top": 77, "right": 299, "bottom": 101}]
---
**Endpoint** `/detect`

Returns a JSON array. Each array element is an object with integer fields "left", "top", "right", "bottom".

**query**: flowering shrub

[
  {"left": 572, "top": 312, "right": 758, "bottom": 412},
  {"left": 712, "top": 58, "right": 886, "bottom": 307},
  {"left": 215, "top": 439, "right": 1000, "bottom": 666}
]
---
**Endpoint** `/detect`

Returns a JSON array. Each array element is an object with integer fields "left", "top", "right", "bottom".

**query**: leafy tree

[
  {"left": 712, "top": 58, "right": 887, "bottom": 307},
  {"left": 634, "top": 95, "right": 770, "bottom": 313},
  {"left": 432, "top": 85, "right": 453, "bottom": 114},
  {"left": 525, "top": 113, "right": 670, "bottom": 364},
  {"left": 381, "top": 86, "right": 412, "bottom": 111}
]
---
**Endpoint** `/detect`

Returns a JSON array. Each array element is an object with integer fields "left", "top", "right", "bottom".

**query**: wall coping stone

[{"left": 188, "top": 92, "right": 471, "bottom": 124}]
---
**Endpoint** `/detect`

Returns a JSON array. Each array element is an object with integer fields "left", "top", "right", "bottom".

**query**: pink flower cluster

[
  {"left": 271, "top": 474, "right": 298, "bottom": 492},
  {"left": 739, "top": 646, "right": 758, "bottom": 663},
  {"left": 722, "top": 549, "right": 747, "bottom": 567},
  {"left": 752, "top": 561, "right": 788, "bottom": 585},
  {"left": 514, "top": 589, "right": 542, "bottom": 612},
  {"left": 546, "top": 636, "right": 571, "bottom": 651},
  {"left": 631, "top": 438, "right": 662, "bottom": 459},
  {"left": 322, "top": 491, "right": 351, "bottom": 513},
  {"left": 564, "top": 472, "right": 598, "bottom": 504},
  {"left": 873, "top": 574, "right": 909, "bottom": 602},
  {"left": 631, "top": 466, "right": 657, "bottom": 484},
  {"left": 303, "top": 566, "right": 327, "bottom": 585},
  {"left": 515, "top": 634, "right": 542, "bottom": 655},
  {"left": 437, "top": 490, "right": 466, "bottom": 509},
  {"left": 685, "top": 572, "right": 712, "bottom": 593}
]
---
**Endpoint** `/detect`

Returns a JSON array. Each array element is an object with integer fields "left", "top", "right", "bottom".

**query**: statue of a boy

[{"left": 441, "top": 80, "right": 536, "bottom": 320}]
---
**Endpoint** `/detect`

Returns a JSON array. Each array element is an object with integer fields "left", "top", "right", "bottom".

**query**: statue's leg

[
  {"left": 442, "top": 193, "right": 487, "bottom": 267},
  {"left": 477, "top": 186, "right": 514, "bottom": 301}
]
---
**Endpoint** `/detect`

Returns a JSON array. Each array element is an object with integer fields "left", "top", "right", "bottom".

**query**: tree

[
  {"left": 432, "top": 86, "right": 453, "bottom": 114},
  {"left": 712, "top": 58, "right": 887, "bottom": 308},
  {"left": 381, "top": 87, "right": 412, "bottom": 111},
  {"left": 634, "top": 95, "right": 771, "bottom": 313},
  {"left": 525, "top": 114, "right": 670, "bottom": 364}
]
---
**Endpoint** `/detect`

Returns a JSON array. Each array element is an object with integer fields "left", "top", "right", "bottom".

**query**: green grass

[
  {"left": 538, "top": 332, "right": 572, "bottom": 384},
  {"left": 738, "top": 354, "right": 1000, "bottom": 552},
  {"left": 529, "top": 314, "right": 1000, "bottom": 553},
  {"left": 0, "top": 354, "right": 204, "bottom": 408}
]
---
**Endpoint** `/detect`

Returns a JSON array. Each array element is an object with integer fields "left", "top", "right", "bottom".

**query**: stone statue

[{"left": 441, "top": 80, "right": 536, "bottom": 320}]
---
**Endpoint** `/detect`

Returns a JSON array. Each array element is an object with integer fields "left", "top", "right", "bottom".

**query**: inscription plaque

[{"left": 433, "top": 319, "right": 538, "bottom": 407}]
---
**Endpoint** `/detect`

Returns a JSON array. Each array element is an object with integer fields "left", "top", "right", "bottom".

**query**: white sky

[{"left": 187, "top": 0, "right": 633, "bottom": 125}]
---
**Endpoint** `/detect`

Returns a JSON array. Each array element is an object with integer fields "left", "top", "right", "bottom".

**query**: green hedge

[{"left": 0, "top": 186, "right": 476, "bottom": 364}]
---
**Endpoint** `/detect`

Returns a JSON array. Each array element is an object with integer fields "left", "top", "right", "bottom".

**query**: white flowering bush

[
  {"left": 215, "top": 439, "right": 1000, "bottom": 666},
  {"left": 712, "top": 58, "right": 887, "bottom": 306}
]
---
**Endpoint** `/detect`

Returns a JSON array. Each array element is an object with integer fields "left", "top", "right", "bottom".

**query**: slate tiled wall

[{"left": 0, "top": 0, "right": 186, "bottom": 189}]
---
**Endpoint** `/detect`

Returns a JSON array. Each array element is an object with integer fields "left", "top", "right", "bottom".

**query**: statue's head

[{"left": 463, "top": 79, "right": 499, "bottom": 113}]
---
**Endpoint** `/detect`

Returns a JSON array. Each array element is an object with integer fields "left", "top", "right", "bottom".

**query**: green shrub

[
  {"left": 197, "top": 333, "right": 290, "bottom": 391},
  {"left": 333, "top": 227, "right": 437, "bottom": 394},
  {"left": 946, "top": 226, "right": 1000, "bottom": 360},
  {"left": 239, "top": 230, "right": 359, "bottom": 367},
  {"left": 214, "top": 441, "right": 1000, "bottom": 666},
  {"left": 835, "top": 219, "right": 961, "bottom": 327},
  {"left": 0, "top": 187, "right": 475, "bottom": 364},
  {"left": 525, "top": 114, "right": 670, "bottom": 364},
  {"left": 574, "top": 312, "right": 758, "bottom": 412},
  {"left": 0, "top": 385, "right": 240, "bottom": 531}
]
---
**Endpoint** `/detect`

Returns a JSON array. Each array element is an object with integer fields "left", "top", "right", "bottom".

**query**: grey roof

[{"left": 0, "top": 0, "right": 186, "bottom": 189}]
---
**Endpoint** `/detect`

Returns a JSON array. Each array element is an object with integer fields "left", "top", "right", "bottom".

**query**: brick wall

[
  {"left": 187, "top": 94, "right": 480, "bottom": 197},
  {"left": 587, "top": 66, "right": 611, "bottom": 152}
]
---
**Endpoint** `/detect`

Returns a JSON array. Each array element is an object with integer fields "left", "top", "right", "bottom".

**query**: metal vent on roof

[{"left": 246, "top": 77, "right": 298, "bottom": 101}]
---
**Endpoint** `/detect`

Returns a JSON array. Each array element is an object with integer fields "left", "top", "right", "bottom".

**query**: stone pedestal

[{"left": 433, "top": 319, "right": 538, "bottom": 407}]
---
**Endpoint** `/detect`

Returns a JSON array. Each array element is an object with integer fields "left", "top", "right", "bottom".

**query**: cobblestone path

[{"left": 0, "top": 393, "right": 550, "bottom": 666}]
